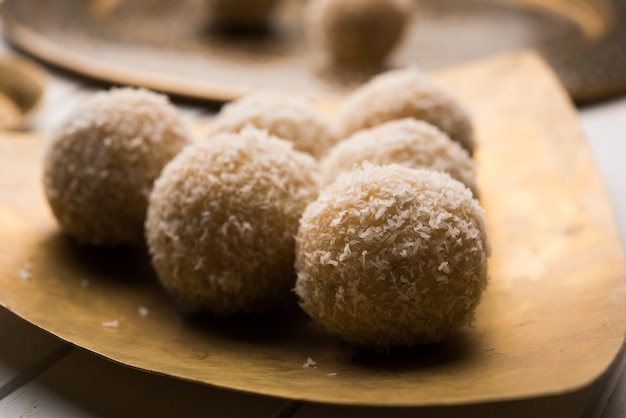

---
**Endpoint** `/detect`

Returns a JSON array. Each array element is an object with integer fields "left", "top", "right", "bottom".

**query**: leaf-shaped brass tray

[
  {"left": 0, "top": 52, "right": 625, "bottom": 406},
  {"left": 2, "top": 0, "right": 626, "bottom": 103}
]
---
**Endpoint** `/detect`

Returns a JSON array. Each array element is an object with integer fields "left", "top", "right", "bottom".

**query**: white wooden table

[{"left": 1, "top": 25, "right": 626, "bottom": 418}]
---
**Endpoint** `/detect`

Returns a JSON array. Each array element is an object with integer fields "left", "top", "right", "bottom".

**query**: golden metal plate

[
  {"left": 2, "top": 0, "right": 626, "bottom": 103},
  {"left": 0, "top": 52, "right": 625, "bottom": 406}
]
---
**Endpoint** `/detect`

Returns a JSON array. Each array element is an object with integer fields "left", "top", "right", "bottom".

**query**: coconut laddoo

[
  {"left": 334, "top": 68, "right": 475, "bottom": 154},
  {"left": 206, "top": 0, "right": 282, "bottom": 28},
  {"left": 146, "top": 128, "right": 319, "bottom": 314},
  {"left": 43, "top": 87, "right": 191, "bottom": 246},
  {"left": 209, "top": 92, "right": 336, "bottom": 159},
  {"left": 306, "top": 0, "right": 412, "bottom": 65},
  {"left": 320, "top": 118, "right": 479, "bottom": 196},
  {"left": 295, "top": 165, "right": 490, "bottom": 348}
]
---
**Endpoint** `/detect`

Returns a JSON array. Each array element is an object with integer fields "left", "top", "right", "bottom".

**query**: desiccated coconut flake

[
  {"left": 302, "top": 357, "right": 317, "bottom": 368},
  {"left": 19, "top": 263, "right": 31, "bottom": 280},
  {"left": 326, "top": 372, "right": 338, "bottom": 377},
  {"left": 101, "top": 320, "right": 119, "bottom": 328},
  {"left": 138, "top": 306, "right": 150, "bottom": 317}
]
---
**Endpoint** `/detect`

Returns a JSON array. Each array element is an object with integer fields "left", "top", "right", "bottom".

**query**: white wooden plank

[
  {"left": 579, "top": 98, "right": 626, "bottom": 244},
  {"left": 583, "top": 347, "right": 626, "bottom": 418},
  {"left": 599, "top": 371, "right": 626, "bottom": 418},
  {"left": 579, "top": 98, "right": 626, "bottom": 417},
  {"left": 577, "top": 98, "right": 626, "bottom": 418},
  {"left": 0, "top": 308, "right": 70, "bottom": 396},
  {"left": 0, "top": 347, "right": 288, "bottom": 418}
]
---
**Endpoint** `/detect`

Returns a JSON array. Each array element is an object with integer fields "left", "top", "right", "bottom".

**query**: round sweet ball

[
  {"left": 295, "top": 165, "right": 490, "bottom": 348},
  {"left": 146, "top": 128, "right": 320, "bottom": 314},
  {"left": 210, "top": 92, "right": 336, "bottom": 159},
  {"left": 320, "top": 118, "right": 479, "bottom": 197},
  {"left": 43, "top": 87, "right": 191, "bottom": 246},
  {"left": 334, "top": 68, "right": 475, "bottom": 154},
  {"left": 206, "top": 0, "right": 282, "bottom": 28},
  {"left": 306, "top": 0, "right": 413, "bottom": 65}
]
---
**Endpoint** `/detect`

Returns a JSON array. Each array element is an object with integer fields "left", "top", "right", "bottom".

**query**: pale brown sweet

[
  {"left": 43, "top": 88, "right": 191, "bottom": 246},
  {"left": 207, "top": 0, "right": 282, "bottom": 27},
  {"left": 295, "top": 165, "right": 490, "bottom": 348},
  {"left": 306, "top": 0, "right": 412, "bottom": 65},
  {"left": 210, "top": 92, "right": 336, "bottom": 159},
  {"left": 334, "top": 68, "right": 475, "bottom": 154},
  {"left": 146, "top": 128, "right": 320, "bottom": 314},
  {"left": 320, "top": 118, "right": 479, "bottom": 196}
]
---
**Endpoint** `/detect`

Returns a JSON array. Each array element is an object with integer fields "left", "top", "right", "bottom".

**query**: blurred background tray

[{"left": 2, "top": 0, "right": 626, "bottom": 103}]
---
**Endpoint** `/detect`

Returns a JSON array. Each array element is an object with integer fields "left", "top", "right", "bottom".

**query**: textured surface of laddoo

[
  {"left": 334, "top": 68, "right": 475, "bottom": 154},
  {"left": 146, "top": 129, "right": 320, "bottom": 314},
  {"left": 206, "top": 0, "right": 282, "bottom": 27},
  {"left": 43, "top": 88, "right": 191, "bottom": 245},
  {"left": 320, "top": 118, "right": 479, "bottom": 196},
  {"left": 210, "top": 92, "right": 336, "bottom": 159},
  {"left": 295, "top": 165, "right": 490, "bottom": 348},
  {"left": 306, "top": 0, "right": 412, "bottom": 65}
]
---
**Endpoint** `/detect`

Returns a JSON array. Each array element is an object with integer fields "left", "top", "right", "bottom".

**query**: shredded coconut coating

[
  {"left": 306, "top": 0, "right": 412, "bottom": 64},
  {"left": 320, "top": 118, "right": 479, "bottom": 197},
  {"left": 146, "top": 128, "right": 320, "bottom": 314},
  {"left": 207, "top": 0, "right": 282, "bottom": 27},
  {"left": 334, "top": 68, "right": 475, "bottom": 154},
  {"left": 295, "top": 165, "right": 490, "bottom": 348},
  {"left": 210, "top": 92, "right": 336, "bottom": 159},
  {"left": 43, "top": 88, "right": 191, "bottom": 245}
]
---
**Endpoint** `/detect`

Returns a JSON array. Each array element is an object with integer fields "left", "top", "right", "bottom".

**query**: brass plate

[
  {"left": 0, "top": 52, "right": 625, "bottom": 406},
  {"left": 2, "top": 0, "right": 626, "bottom": 103}
]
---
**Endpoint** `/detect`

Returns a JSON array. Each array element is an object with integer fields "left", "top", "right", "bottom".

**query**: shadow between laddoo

[
  {"left": 347, "top": 330, "right": 484, "bottom": 372},
  {"left": 36, "top": 232, "right": 157, "bottom": 286}
]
